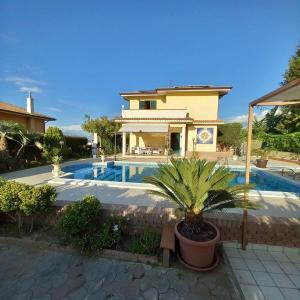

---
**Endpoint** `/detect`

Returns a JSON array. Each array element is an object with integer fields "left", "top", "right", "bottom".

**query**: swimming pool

[{"left": 61, "top": 162, "right": 300, "bottom": 193}]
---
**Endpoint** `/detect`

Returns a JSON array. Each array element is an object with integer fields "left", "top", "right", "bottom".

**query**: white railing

[{"left": 121, "top": 109, "right": 188, "bottom": 119}]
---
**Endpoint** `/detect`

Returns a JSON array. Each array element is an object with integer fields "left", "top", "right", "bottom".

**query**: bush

[
  {"left": 19, "top": 185, "right": 57, "bottom": 216},
  {"left": 258, "top": 132, "right": 300, "bottom": 153},
  {"left": 129, "top": 229, "right": 161, "bottom": 256},
  {"left": 58, "top": 196, "right": 130, "bottom": 254},
  {"left": 59, "top": 195, "right": 101, "bottom": 239},
  {"left": 0, "top": 181, "right": 28, "bottom": 213},
  {"left": 0, "top": 181, "right": 57, "bottom": 231},
  {"left": 43, "top": 127, "right": 64, "bottom": 149},
  {"left": 98, "top": 216, "right": 129, "bottom": 249},
  {"left": 0, "top": 176, "right": 7, "bottom": 187}
]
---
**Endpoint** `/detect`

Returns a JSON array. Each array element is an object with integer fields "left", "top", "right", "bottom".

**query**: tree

[
  {"left": 0, "top": 121, "right": 25, "bottom": 159},
  {"left": 81, "top": 115, "right": 120, "bottom": 153},
  {"left": 282, "top": 45, "right": 300, "bottom": 85},
  {"left": 217, "top": 123, "right": 243, "bottom": 154},
  {"left": 42, "top": 127, "right": 65, "bottom": 161},
  {"left": 276, "top": 45, "right": 300, "bottom": 133}
]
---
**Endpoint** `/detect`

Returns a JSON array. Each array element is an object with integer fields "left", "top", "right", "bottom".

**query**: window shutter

[
  {"left": 139, "top": 101, "right": 145, "bottom": 109},
  {"left": 150, "top": 101, "right": 157, "bottom": 109}
]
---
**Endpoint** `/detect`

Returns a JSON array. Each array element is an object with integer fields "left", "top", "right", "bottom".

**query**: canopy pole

[{"left": 242, "top": 104, "right": 254, "bottom": 250}]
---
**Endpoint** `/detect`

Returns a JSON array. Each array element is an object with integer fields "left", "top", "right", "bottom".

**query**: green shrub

[
  {"left": 257, "top": 132, "right": 300, "bottom": 153},
  {"left": 59, "top": 195, "right": 101, "bottom": 239},
  {"left": 0, "top": 181, "right": 28, "bottom": 213},
  {"left": 98, "top": 216, "right": 129, "bottom": 249},
  {"left": 43, "top": 127, "right": 64, "bottom": 149},
  {"left": 19, "top": 185, "right": 57, "bottom": 216},
  {"left": 129, "top": 229, "right": 161, "bottom": 256},
  {"left": 0, "top": 176, "right": 7, "bottom": 187},
  {"left": 0, "top": 181, "right": 57, "bottom": 232},
  {"left": 58, "top": 196, "right": 130, "bottom": 254}
]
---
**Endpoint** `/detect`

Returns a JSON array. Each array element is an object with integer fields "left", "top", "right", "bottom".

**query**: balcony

[{"left": 121, "top": 108, "right": 188, "bottom": 119}]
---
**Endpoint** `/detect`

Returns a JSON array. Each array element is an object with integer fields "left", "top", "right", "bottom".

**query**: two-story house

[{"left": 115, "top": 85, "right": 232, "bottom": 157}]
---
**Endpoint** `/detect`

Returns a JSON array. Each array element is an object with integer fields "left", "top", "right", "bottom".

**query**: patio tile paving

[
  {"left": 262, "top": 261, "right": 284, "bottom": 273},
  {"left": 288, "top": 274, "right": 300, "bottom": 288},
  {"left": 280, "top": 287, "right": 300, "bottom": 300},
  {"left": 239, "top": 284, "right": 265, "bottom": 300},
  {"left": 234, "top": 270, "right": 256, "bottom": 285},
  {"left": 270, "top": 273, "right": 295, "bottom": 288},
  {"left": 252, "top": 271, "right": 275, "bottom": 286},
  {"left": 0, "top": 241, "right": 240, "bottom": 300},
  {"left": 245, "top": 259, "right": 266, "bottom": 272},
  {"left": 224, "top": 242, "right": 300, "bottom": 300},
  {"left": 260, "top": 286, "right": 285, "bottom": 300}
]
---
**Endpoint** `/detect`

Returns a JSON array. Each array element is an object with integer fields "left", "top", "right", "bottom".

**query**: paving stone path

[{"left": 0, "top": 242, "right": 240, "bottom": 300}]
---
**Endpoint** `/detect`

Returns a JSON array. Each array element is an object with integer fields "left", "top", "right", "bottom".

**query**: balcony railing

[{"left": 121, "top": 109, "right": 188, "bottom": 119}]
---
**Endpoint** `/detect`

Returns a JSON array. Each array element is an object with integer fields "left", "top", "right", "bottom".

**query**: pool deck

[{"left": 1, "top": 158, "right": 299, "bottom": 219}]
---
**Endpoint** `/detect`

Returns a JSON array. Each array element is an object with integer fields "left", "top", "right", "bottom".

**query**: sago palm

[{"left": 143, "top": 158, "right": 257, "bottom": 235}]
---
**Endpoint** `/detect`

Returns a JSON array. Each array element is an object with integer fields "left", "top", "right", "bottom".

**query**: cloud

[
  {"left": 47, "top": 107, "right": 62, "bottom": 113},
  {"left": 58, "top": 124, "right": 89, "bottom": 137},
  {"left": 19, "top": 86, "right": 41, "bottom": 93},
  {"left": 226, "top": 109, "right": 269, "bottom": 125},
  {"left": 6, "top": 76, "right": 46, "bottom": 93}
]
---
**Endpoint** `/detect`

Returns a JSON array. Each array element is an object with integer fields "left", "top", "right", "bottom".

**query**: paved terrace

[
  {"left": 0, "top": 241, "right": 240, "bottom": 300},
  {"left": 1, "top": 158, "right": 299, "bottom": 218}
]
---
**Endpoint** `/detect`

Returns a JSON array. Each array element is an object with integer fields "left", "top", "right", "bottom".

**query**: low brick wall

[{"left": 1, "top": 201, "right": 300, "bottom": 248}]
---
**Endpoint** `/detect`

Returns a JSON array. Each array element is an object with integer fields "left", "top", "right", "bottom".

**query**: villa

[
  {"left": 0, "top": 92, "right": 55, "bottom": 133},
  {"left": 115, "top": 85, "right": 232, "bottom": 157}
]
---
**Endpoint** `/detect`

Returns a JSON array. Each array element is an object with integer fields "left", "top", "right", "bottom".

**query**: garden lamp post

[
  {"left": 114, "top": 131, "right": 117, "bottom": 161},
  {"left": 59, "top": 140, "right": 64, "bottom": 149}
]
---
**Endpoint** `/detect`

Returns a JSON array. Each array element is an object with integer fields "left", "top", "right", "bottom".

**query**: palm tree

[
  {"left": 143, "top": 158, "right": 257, "bottom": 236},
  {"left": 0, "top": 121, "right": 25, "bottom": 159}
]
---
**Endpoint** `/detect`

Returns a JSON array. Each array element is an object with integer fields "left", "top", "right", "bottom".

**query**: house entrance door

[{"left": 170, "top": 132, "right": 180, "bottom": 154}]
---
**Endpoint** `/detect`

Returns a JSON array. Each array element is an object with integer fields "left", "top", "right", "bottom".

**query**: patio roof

[
  {"left": 242, "top": 77, "right": 300, "bottom": 250},
  {"left": 119, "top": 123, "right": 169, "bottom": 133},
  {"left": 250, "top": 77, "right": 300, "bottom": 106}
]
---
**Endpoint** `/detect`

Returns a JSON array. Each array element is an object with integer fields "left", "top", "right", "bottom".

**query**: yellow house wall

[
  {"left": 187, "top": 125, "right": 217, "bottom": 152},
  {"left": 129, "top": 133, "right": 166, "bottom": 149},
  {"left": 0, "top": 112, "right": 46, "bottom": 133},
  {"left": 128, "top": 92, "right": 219, "bottom": 120}
]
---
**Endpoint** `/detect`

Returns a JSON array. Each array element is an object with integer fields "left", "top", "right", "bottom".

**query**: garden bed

[{"left": 0, "top": 223, "right": 160, "bottom": 265}]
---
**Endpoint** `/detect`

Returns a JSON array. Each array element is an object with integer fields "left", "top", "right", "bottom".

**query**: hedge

[{"left": 258, "top": 132, "right": 300, "bottom": 153}]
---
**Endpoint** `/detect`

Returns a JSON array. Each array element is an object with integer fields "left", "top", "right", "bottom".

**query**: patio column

[
  {"left": 242, "top": 104, "right": 254, "bottom": 250},
  {"left": 181, "top": 125, "right": 186, "bottom": 157},
  {"left": 122, "top": 132, "right": 126, "bottom": 156}
]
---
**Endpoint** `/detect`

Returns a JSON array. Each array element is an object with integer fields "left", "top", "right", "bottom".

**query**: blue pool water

[{"left": 62, "top": 163, "right": 300, "bottom": 193}]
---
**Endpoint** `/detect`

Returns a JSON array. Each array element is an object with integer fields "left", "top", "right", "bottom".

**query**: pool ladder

[{"left": 269, "top": 167, "right": 299, "bottom": 180}]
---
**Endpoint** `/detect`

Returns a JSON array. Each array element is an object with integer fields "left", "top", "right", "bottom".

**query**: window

[{"left": 139, "top": 100, "right": 157, "bottom": 110}]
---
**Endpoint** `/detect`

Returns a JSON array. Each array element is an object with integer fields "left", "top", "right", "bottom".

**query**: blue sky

[{"left": 1, "top": 0, "right": 300, "bottom": 135}]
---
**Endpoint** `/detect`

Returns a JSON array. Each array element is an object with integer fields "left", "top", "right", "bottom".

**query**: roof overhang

[
  {"left": 250, "top": 77, "right": 300, "bottom": 107},
  {"left": 120, "top": 86, "right": 232, "bottom": 100},
  {"left": 119, "top": 123, "right": 169, "bottom": 133},
  {"left": 0, "top": 109, "right": 56, "bottom": 121}
]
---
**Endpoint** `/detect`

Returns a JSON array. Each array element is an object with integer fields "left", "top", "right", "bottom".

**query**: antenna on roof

[{"left": 168, "top": 80, "right": 173, "bottom": 87}]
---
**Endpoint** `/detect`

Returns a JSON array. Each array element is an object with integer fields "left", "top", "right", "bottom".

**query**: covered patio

[
  {"left": 242, "top": 77, "right": 300, "bottom": 249},
  {"left": 119, "top": 123, "right": 187, "bottom": 157}
]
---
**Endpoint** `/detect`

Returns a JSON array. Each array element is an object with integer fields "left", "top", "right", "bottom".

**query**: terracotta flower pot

[
  {"left": 175, "top": 220, "right": 220, "bottom": 269},
  {"left": 256, "top": 159, "right": 268, "bottom": 168}
]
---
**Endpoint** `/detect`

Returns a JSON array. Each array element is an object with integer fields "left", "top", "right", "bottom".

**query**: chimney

[{"left": 26, "top": 91, "right": 34, "bottom": 114}]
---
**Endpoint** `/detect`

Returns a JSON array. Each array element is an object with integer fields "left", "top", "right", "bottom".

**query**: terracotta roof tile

[{"left": 0, "top": 101, "right": 55, "bottom": 121}]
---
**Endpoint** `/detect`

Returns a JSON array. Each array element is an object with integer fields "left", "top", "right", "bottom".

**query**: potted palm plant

[
  {"left": 255, "top": 148, "right": 271, "bottom": 168},
  {"left": 144, "top": 158, "right": 256, "bottom": 271}
]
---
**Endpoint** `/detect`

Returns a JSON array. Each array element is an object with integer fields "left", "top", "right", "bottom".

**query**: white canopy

[{"left": 119, "top": 123, "right": 169, "bottom": 133}]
